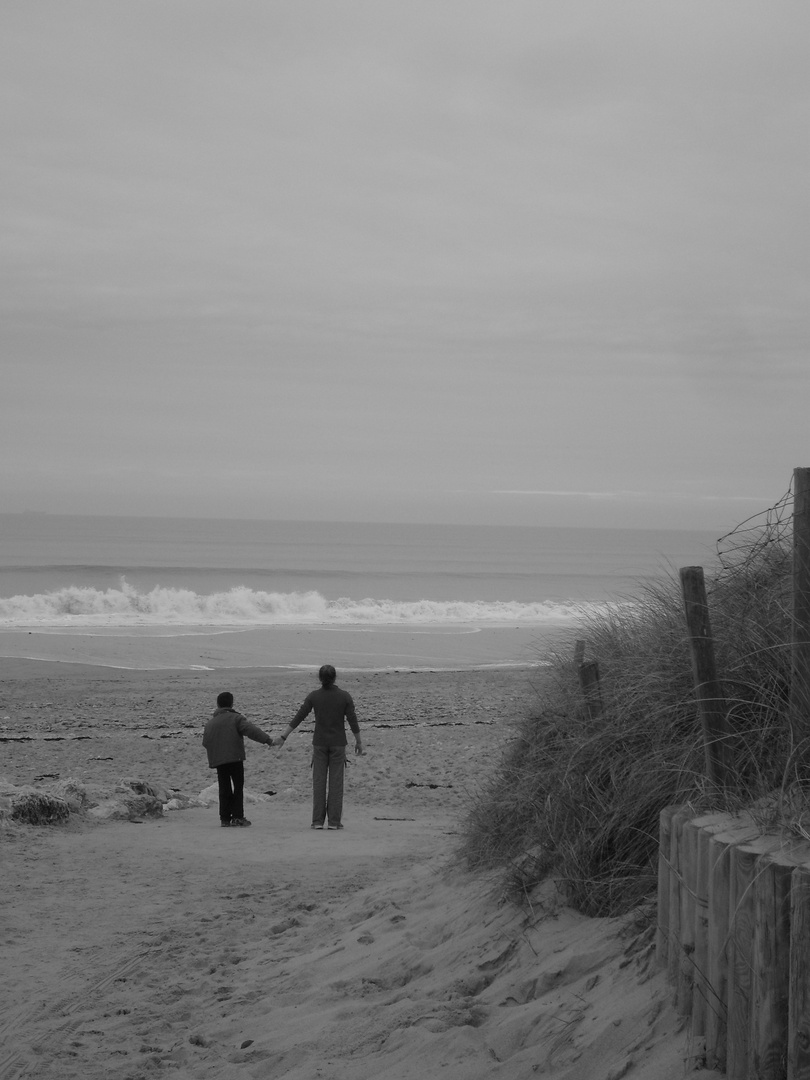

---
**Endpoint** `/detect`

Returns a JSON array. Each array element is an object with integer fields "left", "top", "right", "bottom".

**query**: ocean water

[{"left": 0, "top": 514, "right": 722, "bottom": 670}]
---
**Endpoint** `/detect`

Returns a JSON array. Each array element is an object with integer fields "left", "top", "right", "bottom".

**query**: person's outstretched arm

[
  {"left": 276, "top": 694, "right": 313, "bottom": 747},
  {"left": 235, "top": 714, "right": 275, "bottom": 746}
]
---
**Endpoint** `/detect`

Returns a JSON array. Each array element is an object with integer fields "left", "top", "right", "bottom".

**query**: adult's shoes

[{"left": 231, "top": 818, "right": 252, "bottom": 827}]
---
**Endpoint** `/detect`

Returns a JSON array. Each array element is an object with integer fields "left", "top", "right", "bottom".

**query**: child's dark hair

[
  {"left": 318, "top": 664, "right": 336, "bottom": 687},
  {"left": 217, "top": 691, "right": 234, "bottom": 708}
]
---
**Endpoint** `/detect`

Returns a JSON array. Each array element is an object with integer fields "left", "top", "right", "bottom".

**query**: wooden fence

[
  {"left": 657, "top": 806, "right": 810, "bottom": 1080},
  {"left": 591, "top": 471, "right": 810, "bottom": 1075},
  {"left": 655, "top": 468, "right": 810, "bottom": 1078}
]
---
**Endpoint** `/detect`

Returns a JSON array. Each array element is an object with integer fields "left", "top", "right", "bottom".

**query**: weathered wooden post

[
  {"left": 573, "top": 640, "right": 604, "bottom": 721},
  {"left": 677, "top": 819, "right": 699, "bottom": 1016},
  {"left": 667, "top": 810, "right": 683, "bottom": 990},
  {"left": 705, "top": 832, "right": 734, "bottom": 1071},
  {"left": 574, "top": 639, "right": 586, "bottom": 667},
  {"left": 752, "top": 849, "right": 795, "bottom": 1080},
  {"left": 789, "top": 865, "right": 810, "bottom": 1080},
  {"left": 692, "top": 826, "right": 711, "bottom": 1039},
  {"left": 656, "top": 805, "right": 678, "bottom": 967},
  {"left": 701, "top": 818, "right": 757, "bottom": 1072},
  {"left": 692, "top": 817, "right": 743, "bottom": 979},
  {"left": 667, "top": 808, "right": 692, "bottom": 993},
  {"left": 790, "top": 467, "right": 810, "bottom": 777},
  {"left": 680, "top": 566, "right": 733, "bottom": 790},
  {"left": 726, "top": 842, "right": 759, "bottom": 1079},
  {"left": 578, "top": 661, "right": 604, "bottom": 721}
]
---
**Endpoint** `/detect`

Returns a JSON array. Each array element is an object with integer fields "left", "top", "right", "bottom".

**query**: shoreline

[
  {"left": 0, "top": 655, "right": 539, "bottom": 674},
  {"left": 0, "top": 622, "right": 569, "bottom": 672}
]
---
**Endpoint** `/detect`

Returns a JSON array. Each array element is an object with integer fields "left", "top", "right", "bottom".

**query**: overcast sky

[{"left": 2, "top": 1, "right": 808, "bottom": 530}]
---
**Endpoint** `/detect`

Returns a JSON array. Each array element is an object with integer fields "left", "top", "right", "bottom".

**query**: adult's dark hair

[
  {"left": 217, "top": 691, "right": 234, "bottom": 708},
  {"left": 318, "top": 664, "right": 336, "bottom": 687}
]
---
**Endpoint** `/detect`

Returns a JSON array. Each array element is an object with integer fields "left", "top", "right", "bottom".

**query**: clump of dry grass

[
  {"left": 10, "top": 790, "right": 71, "bottom": 826},
  {"left": 459, "top": 540, "right": 795, "bottom": 918}
]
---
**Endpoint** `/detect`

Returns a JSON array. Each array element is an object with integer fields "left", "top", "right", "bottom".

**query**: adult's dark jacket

[{"left": 289, "top": 685, "right": 359, "bottom": 746}]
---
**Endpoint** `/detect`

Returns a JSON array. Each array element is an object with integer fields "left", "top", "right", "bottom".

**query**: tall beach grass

[{"left": 459, "top": 536, "right": 795, "bottom": 918}]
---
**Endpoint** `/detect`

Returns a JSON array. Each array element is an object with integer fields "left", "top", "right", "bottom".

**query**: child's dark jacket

[{"left": 202, "top": 707, "right": 273, "bottom": 768}]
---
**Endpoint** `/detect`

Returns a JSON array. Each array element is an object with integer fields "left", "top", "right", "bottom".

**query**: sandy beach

[
  {"left": 0, "top": 660, "right": 719, "bottom": 1079},
  {"left": 0, "top": 660, "right": 541, "bottom": 808}
]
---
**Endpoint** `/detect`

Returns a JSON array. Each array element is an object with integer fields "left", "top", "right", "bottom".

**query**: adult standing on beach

[
  {"left": 276, "top": 664, "right": 364, "bottom": 830},
  {"left": 203, "top": 691, "right": 275, "bottom": 827}
]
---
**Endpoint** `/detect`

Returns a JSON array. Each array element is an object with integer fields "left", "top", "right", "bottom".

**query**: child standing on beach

[{"left": 203, "top": 691, "right": 275, "bottom": 827}]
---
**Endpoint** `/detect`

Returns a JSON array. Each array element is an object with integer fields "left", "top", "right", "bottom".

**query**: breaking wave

[{"left": 0, "top": 579, "right": 593, "bottom": 628}]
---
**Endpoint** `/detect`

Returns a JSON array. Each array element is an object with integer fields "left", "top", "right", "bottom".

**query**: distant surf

[{"left": 0, "top": 578, "right": 599, "bottom": 629}]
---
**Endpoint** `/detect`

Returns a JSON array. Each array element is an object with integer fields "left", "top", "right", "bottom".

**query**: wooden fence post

[
  {"left": 578, "top": 661, "right": 604, "bottom": 721},
  {"left": 790, "top": 467, "right": 810, "bottom": 777},
  {"left": 667, "top": 809, "right": 692, "bottom": 993},
  {"left": 699, "top": 817, "right": 762, "bottom": 1072},
  {"left": 573, "top": 640, "right": 604, "bottom": 721},
  {"left": 789, "top": 865, "right": 810, "bottom": 1080},
  {"left": 705, "top": 832, "right": 734, "bottom": 1071},
  {"left": 752, "top": 850, "right": 794, "bottom": 1080},
  {"left": 574, "top": 639, "right": 585, "bottom": 667},
  {"left": 680, "top": 566, "right": 732, "bottom": 790},
  {"left": 677, "top": 820, "right": 699, "bottom": 1016},
  {"left": 691, "top": 810, "right": 745, "bottom": 1050},
  {"left": 726, "top": 842, "right": 759, "bottom": 1080},
  {"left": 656, "top": 805, "right": 678, "bottom": 967},
  {"left": 692, "top": 826, "right": 711, "bottom": 1039}
]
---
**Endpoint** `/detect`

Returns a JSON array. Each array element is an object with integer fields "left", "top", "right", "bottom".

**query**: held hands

[
  {"left": 268, "top": 732, "right": 363, "bottom": 753},
  {"left": 272, "top": 726, "right": 294, "bottom": 750}
]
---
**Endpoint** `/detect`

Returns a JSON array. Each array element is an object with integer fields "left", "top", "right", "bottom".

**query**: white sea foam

[{"left": 0, "top": 579, "right": 594, "bottom": 629}]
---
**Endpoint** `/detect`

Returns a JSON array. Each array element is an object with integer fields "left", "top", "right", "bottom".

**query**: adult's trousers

[{"left": 311, "top": 745, "right": 346, "bottom": 827}]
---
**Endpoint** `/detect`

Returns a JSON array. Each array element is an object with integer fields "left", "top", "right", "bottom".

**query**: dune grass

[{"left": 459, "top": 538, "right": 796, "bottom": 917}]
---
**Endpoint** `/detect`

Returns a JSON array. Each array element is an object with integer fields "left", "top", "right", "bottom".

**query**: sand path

[
  {"left": 1, "top": 803, "right": 455, "bottom": 1079},
  {"left": 1, "top": 802, "right": 721, "bottom": 1080}
]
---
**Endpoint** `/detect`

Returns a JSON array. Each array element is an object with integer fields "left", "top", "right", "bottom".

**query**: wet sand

[{"left": 0, "top": 622, "right": 567, "bottom": 671}]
